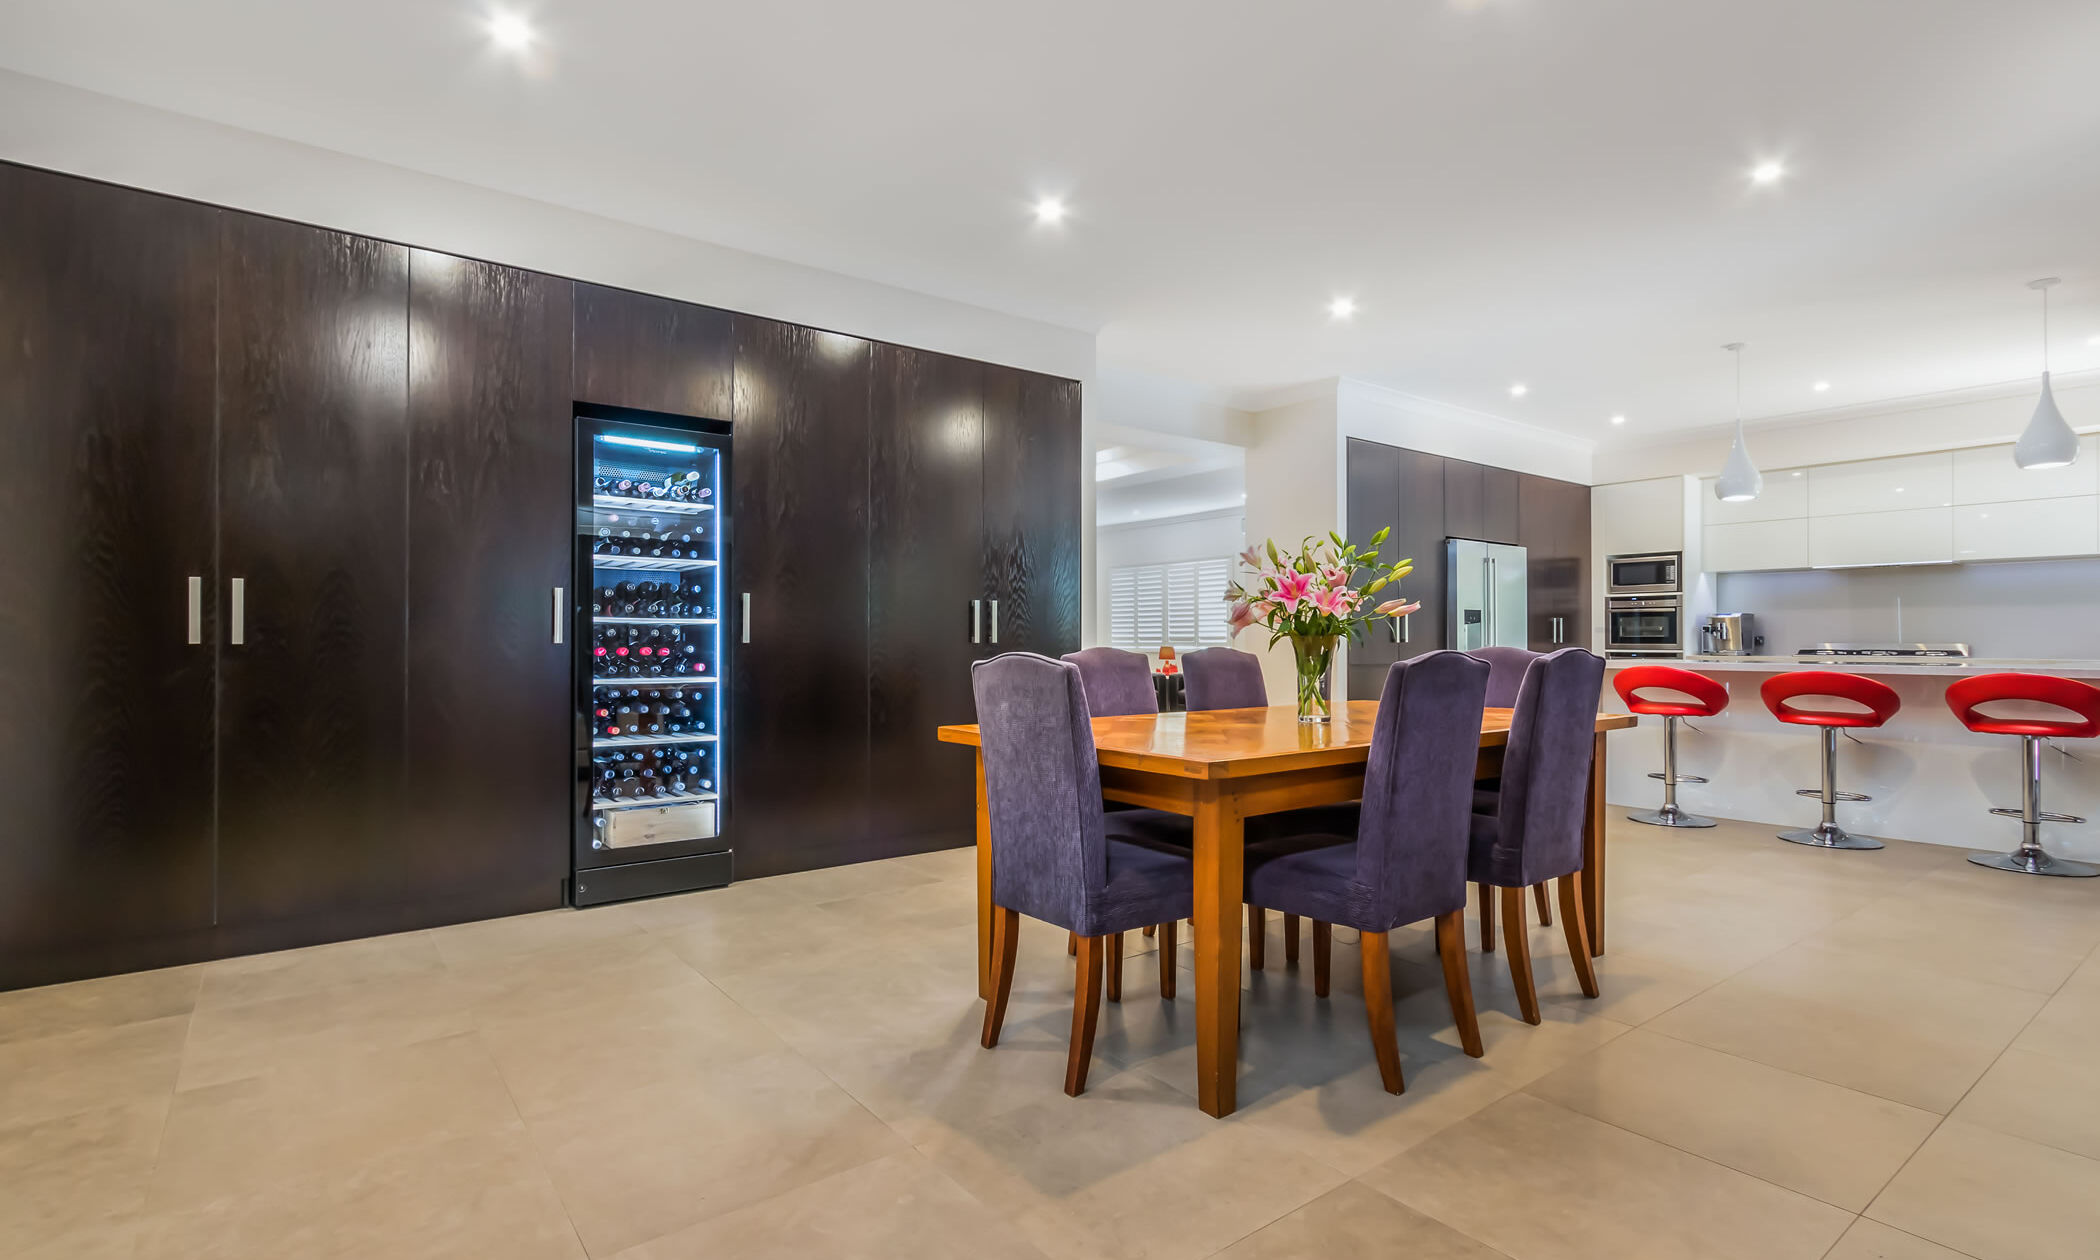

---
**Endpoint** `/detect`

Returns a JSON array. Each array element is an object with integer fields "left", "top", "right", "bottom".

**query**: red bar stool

[
  {"left": 1945, "top": 673, "right": 2100, "bottom": 878},
  {"left": 1760, "top": 672, "right": 1902, "bottom": 850},
  {"left": 1613, "top": 666, "right": 1730, "bottom": 828}
]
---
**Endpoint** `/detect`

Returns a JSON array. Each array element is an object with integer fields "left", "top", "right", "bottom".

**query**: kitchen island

[{"left": 1604, "top": 655, "right": 2100, "bottom": 860}]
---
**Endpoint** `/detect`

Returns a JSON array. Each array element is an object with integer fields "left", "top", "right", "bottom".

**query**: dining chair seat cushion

[
  {"left": 1244, "top": 838, "right": 1372, "bottom": 928},
  {"left": 1095, "top": 837, "right": 1197, "bottom": 937},
  {"left": 1103, "top": 807, "right": 1200, "bottom": 853}
]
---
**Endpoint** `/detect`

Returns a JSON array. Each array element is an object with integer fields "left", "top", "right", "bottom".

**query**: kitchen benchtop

[{"left": 1607, "top": 654, "right": 2100, "bottom": 680}]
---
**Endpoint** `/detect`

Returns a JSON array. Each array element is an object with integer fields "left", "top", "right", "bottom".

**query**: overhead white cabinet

[
  {"left": 1704, "top": 519, "right": 1809, "bottom": 572},
  {"left": 1808, "top": 452, "right": 1953, "bottom": 516},
  {"left": 1701, "top": 471, "right": 1809, "bottom": 524},
  {"left": 1808, "top": 507, "right": 1954, "bottom": 569},
  {"left": 1592, "top": 477, "right": 1688, "bottom": 556},
  {"left": 1953, "top": 496, "right": 2100, "bottom": 562},
  {"left": 1953, "top": 438, "right": 2099, "bottom": 505}
]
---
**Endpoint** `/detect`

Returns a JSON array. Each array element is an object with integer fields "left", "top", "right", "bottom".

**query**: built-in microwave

[
  {"left": 1606, "top": 596, "right": 1683, "bottom": 656},
  {"left": 1606, "top": 552, "right": 1682, "bottom": 596}
]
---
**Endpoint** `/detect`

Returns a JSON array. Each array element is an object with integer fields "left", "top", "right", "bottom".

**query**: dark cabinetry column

[
  {"left": 402, "top": 251, "right": 573, "bottom": 910},
  {"left": 983, "top": 366, "right": 1082, "bottom": 657},
  {"left": 730, "top": 318, "right": 874, "bottom": 878},
  {"left": 1518, "top": 474, "right": 1591, "bottom": 651},
  {"left": 0, "top": 167, "right": 219, "bottom": 986},
  {"left": 215, "top": 216, "right": 410, "bottom": 928},
  {"left": 1345, "top": 439, "right": 1449, "bottom": 697},
  {"left": 575, "top": 284, "right": 732, "bottom": 418}
]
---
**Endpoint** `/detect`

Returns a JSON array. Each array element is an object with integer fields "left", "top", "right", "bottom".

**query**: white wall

[
  {"left": 1716, "top": 559, "right": 2100, "bottom": 660},
  {"left": 1095, "top": 509, "right": 1246, "bottom": 662},
  {"left": 1336, "top": 378, "right": 1595, "bottom": 485},
  {"left": 1239, "top": 391, "right": 1345, "bottom": 700}
]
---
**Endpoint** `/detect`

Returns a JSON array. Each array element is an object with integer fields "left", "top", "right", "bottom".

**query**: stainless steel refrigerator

[{"left": 1446, "top": 539, "right": 1529, "bottom": 651}]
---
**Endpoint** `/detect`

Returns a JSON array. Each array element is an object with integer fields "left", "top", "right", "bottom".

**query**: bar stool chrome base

[
  {"left": 1780, "top": 824, "right": 1883, "bottom": 850},
  {"left": 1967, "top": 736, "right": 2099, "bottom": 878},
  {"left": 1968, "top": 848, "right": 2098, "bottom": 877},
  {"left": 1627, "top": 805, "right": 1717, "bottom": 828}
]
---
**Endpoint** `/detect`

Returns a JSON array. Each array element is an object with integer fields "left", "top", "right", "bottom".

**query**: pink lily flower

[
  {"left": 1238, "top": 545, "right": 1264, "bottom": 570},
  {"left": 1270, "top": 571, "right": 1313, "bottom": 611},
  {"left": 1320, "top": 565, "right": 1352, "bottom": 587},
  {"left": 1310, "top": 586, "right": 1351, "bottom": 617},
  {"left": 1226, "top": 600, "right": 1258, "bottom": 634},
  {"left": 1374, "top": 599, "right": 1421, "bottom": 618}
]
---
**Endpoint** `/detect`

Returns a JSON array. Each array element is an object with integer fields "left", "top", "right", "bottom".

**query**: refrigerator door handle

[
  {"left": 971, "top": 599, "right": 982, "bottom": 645},
  {"left": 741, "top": 592, "right": 751, "bottom": 644},
  {"left": 1403, "top": 612, "right": 1410, "bottom": 644},
  {"left": 187, "top": 576, "right": 203, "bottom": 645},
  {"left": 552, "top": 587, "right": 565, "bottom": 645},
  {"left": 230, "top": 578, "right": 245, "bottom": 646},
  {"left": 990, "top": 599, "right": 999, "bottom": 644}
]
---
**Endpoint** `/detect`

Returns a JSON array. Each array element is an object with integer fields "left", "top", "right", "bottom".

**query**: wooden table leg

[
  {"left": 1583, "top": 731, "right": 1606, "bottom": 957},
  {"left": 975, "top": 751, "right": 994, "bottom": 999},
  {"left": 1191, "top": 780, "right": 1244, "bottom": 1118}
]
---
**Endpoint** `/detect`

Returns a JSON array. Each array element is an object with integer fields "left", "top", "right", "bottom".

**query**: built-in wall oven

[
  {"left": 1606, "top": 552, "right": 1682, "bottom": 596},
  {"left": 1606, "top": 596, "right": 1683, "bottom": 656}
]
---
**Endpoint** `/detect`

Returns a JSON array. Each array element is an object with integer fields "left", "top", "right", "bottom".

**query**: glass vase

[{"left": 1290, "top": 633, "right": 1339, "bottom": 724}]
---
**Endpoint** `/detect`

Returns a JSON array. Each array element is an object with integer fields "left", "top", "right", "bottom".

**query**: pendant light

[
  {"left": 1714, "top": 341, "right": 1762, "bottom": 502},
  {"left": 2015, "top": 277, "right": 2079, "bottom": 471}
]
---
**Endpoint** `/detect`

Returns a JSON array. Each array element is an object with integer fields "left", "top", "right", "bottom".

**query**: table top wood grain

[{"left": 938, "top": 701, "right": 1637, "bottom": 780}]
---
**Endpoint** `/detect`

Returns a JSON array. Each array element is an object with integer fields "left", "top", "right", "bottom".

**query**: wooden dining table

[{"left": 937, "top": 700, "right": 1638, "bottom": 1118}]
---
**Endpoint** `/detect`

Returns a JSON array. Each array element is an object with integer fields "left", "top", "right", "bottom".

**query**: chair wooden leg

[
  {"left": 1435, "top": 909, "right": 1484, "bottom": 1058},
  {"left": 1066, "top": 935, "right": 1105, "bottom": 1096},
  {"left": 1500, "top": 885, "right": 1540, "bottom": 1025},
  {"left": 981, "top": 906, "right": 1020, "bottom": 1049},
  {"left": 1479, "top": 883, "right": 1496, "bottom": 953},
  {"left": 1248, "top": 905, "right": 1266, "bottom": 971},
  {"left": 1312, "top": 921, "right": 1332, "bottom": 997},
  {"left": 1533, "top": 882, "right": 1553, "bottom": 927},
  {"left": 1557, "top": 875, "right": 1600, "bottom": 998},
  {"left": 1159, "top": 919, "right": 1177, "bottom": 999},
  {"left": 1106, "top": 932, "right": 1124, "bottom": 1003},
  {"left": 1068, "top": 930, "right": 1077, "bottom": 957},
  {"left": 1142, "top": 923, "right": 1155, "bottom": 938},
  {"left": 1359, "top": 931, "right": 1405, "bottom": 1094},
  {"left": 1283, "top": 914, "right": 1301, "bottom": 967}
]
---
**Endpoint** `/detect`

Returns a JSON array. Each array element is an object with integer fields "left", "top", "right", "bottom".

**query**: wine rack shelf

[
  {"left": 591, "top": 555, "right": 717, "bottom": 573},
  {"left": 592, "top": 675, "right": 715, "bottom": 688},
  {"left": 595, "top": 616, "right": 719, "bottom": 626},
  {"left": 593, "top": 732, "right": 717, "bottom": 748},
  {"left": 590, "top": 789, "right": 719, "bottom": 812},
  {"left": 593, "top": 495, "right": 714, "bottom": 516}
]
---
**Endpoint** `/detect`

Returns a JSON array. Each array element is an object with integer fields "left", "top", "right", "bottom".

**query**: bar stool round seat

[
  {"left": 1613, "top": 665, "right": 1729, "bottom": 828},
  {"left": 1946, "top": 673, "right": 2100, "bottom": 878},
  {"left": 1760, "top": 671, "right": 1901, "bottom": 851}
]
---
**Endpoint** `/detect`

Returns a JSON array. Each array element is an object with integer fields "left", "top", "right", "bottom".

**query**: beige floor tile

[
  {"left": 1362, "top": 1092, "right": 1852, "bottom": 1260},
  {"left": 1804, "top": 883, "right": 2100, "bottom": 995},
  {"left": 1822, "top": 1218, "right": 1976, "bottom": 1260},
  {"left": 613, "top": 1150, "right": 1046, "bottom": 1260},
  {"left": 0, "top": 1099, "right": 165, "bottom": 1254},
  {"left": 1951, "top": 1046, "right": 2100, "bottom": 1161},
  {"left": 0, "top": 965, "right": 201, "bottom": 1045},
  {"left": 194, "top": 931, "right": 442, "bottom": 1011},
  {"left": 0, "top": 1014, "right": 188, "bottom": 1128},
  {"left": 475, "top": 975, "right": 789, "bottom": 1117},
  {"left": 176, "top": 970, "right": 473, "bottom": 1091},
  {"left": 1210, "top": 1179, "right": 1508, "bottom": 1259},
  {"left": 426, "top": 904, "right": 646, "bottom": 969},
  {"left": 132, "top": 1127, "right": 584, "bottom": 1260},
  {"left": 2008, "top": 974, "right": 2100, "bottom": 1066},
  {"left": 1646, "top": 941, "right": 2045, "bottom": 1112},
  {"left": 1868, "top": 1119, "right": 2100, "bottom": 1260},
  {"left": 14, "top": 1218, "right": 150, "bottom": 1260},
  {"left": 1525, "top": 1028, "right": 1938, "bottom": 1210},
  {"left": 739, "top": 855, "right": 946, "bottom": 907},
  {"left": 526, "top": 1049, "right": 906, "bottom": 1257},
  {"left": 149, "top": 1032, "right": 523, "bottom": 1212},
  {"left": 446, "top": 932, "right": 701, "bottom": 1023}
]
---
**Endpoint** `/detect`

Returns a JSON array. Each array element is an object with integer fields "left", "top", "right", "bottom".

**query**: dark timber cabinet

[
  {"left": 0, "top": 161, "right": 1081, "bottom": 988},
  {"left": 1518, "top": 473, "right": 1592, "bottom": 652}
]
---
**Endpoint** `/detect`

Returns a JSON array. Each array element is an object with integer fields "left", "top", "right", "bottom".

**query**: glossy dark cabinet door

[
  {"left": 730, "top": 317, "right": 873, "bottom": 878},
  {"left": 403, "top": 251, "right": 572, "bottom": 909},
  {"left": 983, "top": 366, "right": 1082, "bottom": 656},
  {"left": 1519, "top": 473, "right": 1591, "bottom": 651},
  {"left": 868, "top": 343, "right": 984, "bottom": 853},
  {"left": 1346, "top": 437, "right": 1405, "bottom": 685},
  {"left": 0, "top": 167, "right": 219, "bottom": 986},
  {"left": 215, "top": 216, "right": 410, "bottom": 928},
  {"left": 575, "top": 284, "right": 733, "bottom": 419}
]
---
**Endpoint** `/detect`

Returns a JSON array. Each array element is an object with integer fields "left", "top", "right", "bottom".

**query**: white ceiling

[{"left": 7, "top": 0, "right": 2099, "bottom": 442}]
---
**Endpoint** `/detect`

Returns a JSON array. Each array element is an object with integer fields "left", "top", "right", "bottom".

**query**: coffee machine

[{"left": 1700, "top": 612, "right": 1761, "bottom": 656}]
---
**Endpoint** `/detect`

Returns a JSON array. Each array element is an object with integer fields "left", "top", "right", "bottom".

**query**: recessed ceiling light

[
  {"left": 1813, "top": 380, "right": 1831, "bottom": 392},
  {"left": 488, "top": 10, "right": 535, "bottom": 51},
  {"left": 1508, "top": 383, "right": 1528, "bottom": 398},
  {"left": 1032, "top": 197, "right": 1067, "bottom": 226},
  {"left": 1328, "top": 296, "right": 1357, "bottom": 320},
  {"left": 1750, "top": 160, "right": 1786, "bottom": 186},
  {"left": 1609, "top": 414, "right": 1627, "bottom": 425}
]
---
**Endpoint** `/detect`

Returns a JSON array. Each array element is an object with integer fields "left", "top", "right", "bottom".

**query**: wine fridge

[{"left": 571, "top": 405, "right": 734, "bottom": 906}]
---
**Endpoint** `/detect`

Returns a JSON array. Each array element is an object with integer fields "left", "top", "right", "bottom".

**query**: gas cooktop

[{"left": 1794, "top": 643, "right": 1973, "bottom": 659}]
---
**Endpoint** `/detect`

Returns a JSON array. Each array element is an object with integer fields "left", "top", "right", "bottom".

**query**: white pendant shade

[
  {"left": 2016, "top": 371, "right": 2079, "bottom": 470},
  {"left": 1712, "top": 342, "right": 1761, "bottom": 502}
]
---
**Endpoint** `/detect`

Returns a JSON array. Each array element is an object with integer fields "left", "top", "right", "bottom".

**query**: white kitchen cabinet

[
  {"left": 1953, "top": 496, "right": 2100, "bottom": 561},
  {"left": 1808, "top": 506, "right": 1954, "bottom": 568},
  {"left": 1952, "top": 438, "right": 2099, "bottom": 505},
  {"left": 1808, "top": 452, "right": 1954, "bottom": 517},
  {"left": 1704, "top": 519, "right": 1809, "bottom": 571},
  {"left": 1700, "top": 469, "right": 1809, "bottom": 524},
  {"left": 1592, "top": 477, "right": 1688, "bottom": 555}
]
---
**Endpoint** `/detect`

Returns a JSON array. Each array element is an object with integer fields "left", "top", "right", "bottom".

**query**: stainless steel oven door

[
  {"left": 1606, "top": 597, "right": 1682, "bottom": 654},
  {"left": 1606, "top": 552, "right": 1682, "bottom": 595}
]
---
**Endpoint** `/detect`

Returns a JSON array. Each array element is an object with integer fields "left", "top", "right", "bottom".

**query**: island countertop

[{"left": 1606, "top": 654, "right": 2100, "bottom": 679}]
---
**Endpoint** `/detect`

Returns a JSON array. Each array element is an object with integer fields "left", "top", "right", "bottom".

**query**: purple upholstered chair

[
  {"left": 1468, "top": 645, "right": 1540, "bottom": 709},
  {"left": 1242, "top": 651, "right": 1493, "bottom": 1093},
  {"left": 1470, "top": 647, "right": 1606, "bottom": 1024},
  {"left": 1182, "top": 646, "right": 1268, "bottom": 711},
  {"left": 1061, "top": 647, "right": 1159, "bottom": 718},
  {"left": 972, "top": 653, "right": 1196, "bottom": 1096}
]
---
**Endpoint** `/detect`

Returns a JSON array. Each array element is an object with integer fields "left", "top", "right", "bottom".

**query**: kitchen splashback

[{"left": 1716, "top": 557, "right": 2100, "bottom": 660}]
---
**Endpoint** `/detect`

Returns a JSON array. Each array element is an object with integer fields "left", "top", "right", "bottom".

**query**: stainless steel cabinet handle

[
  {"left": 229, "top": 578, "right": 245, "bottom": 646},
  {"left": 741, "top": 592, "right": 751, "bottom": 644},
  {"left": 1403, "top": 612, "right": 1411, "bottom": 644},
  {"left": 971, "top": 600, "right": 982, "bottom": 645},
  {"left": 552, "top": 587, "right": 565, "bottom": 644},
  {"left": 990, "top": 599, "right": 999, "bottom": 644},
  {"left": 187, "top": 576, "right": 202, "bottom": 645}
]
